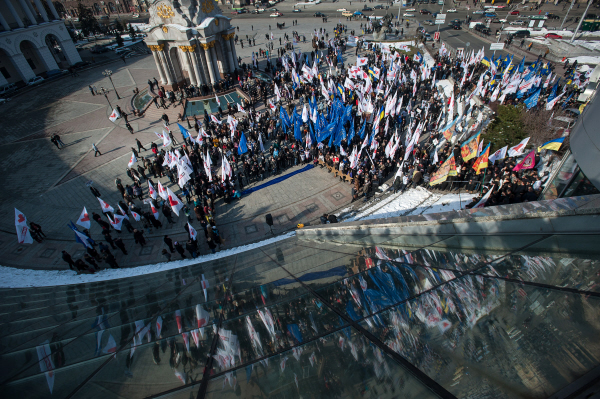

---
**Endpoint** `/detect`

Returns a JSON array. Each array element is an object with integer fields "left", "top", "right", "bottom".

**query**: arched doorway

[
  {"left": 0, "top": 48, "right": 20, "bottom": 84},
  {"left": 213, "top": 41, "right": 226, "bottom": 78},
  {"left": 93, "top": 3, "right": 101, "bottom": 15},
  {"left": 45, "top": 34, "right": 67, "bottom": 68},
  {"left": 108, "top": 2, "right": 116, "bottom": 12},
  {"left": 169, "top": 47, "right": 184, "bottom": 83},
  {"left": 53, "top": 1, "right": 65, "bottom": 17},
  {"left": 19, "top": 40, "right": 46, "bottom": 76}
]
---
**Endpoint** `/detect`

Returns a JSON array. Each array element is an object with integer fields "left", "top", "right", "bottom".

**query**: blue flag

[
  {"left": 238, "top": 132, "right": 248, "bottom": 155},
  {"left": 309, "top": 121, "right": 316, "bottom": 144},
  {"left": 524, "top": 88, "right": 541, "bottom": 109},
  {"left": 177, "top": 123, "right": 190, "bottom": 139},
  {"left": 294, "top": 118, "right": 303, "bottom": 141},
  {"left": 548, "top": 78, "right": 560, "bottom": 103},
  {"left": 358, "top": 120, "right": 367, "bottom": 139},
  {"left": 348, "top": 114, "right": 356, "bottom": 143},
  {"left": 561, "top": 92, "right": 573, "bottom": 109},
  {"left": 280, "top": 107, "right": 291, "bottom": 130}
]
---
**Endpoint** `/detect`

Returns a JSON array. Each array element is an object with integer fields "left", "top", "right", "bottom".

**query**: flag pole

[{"left": 480, "top": 167, "right": 487, "bottom": 195}]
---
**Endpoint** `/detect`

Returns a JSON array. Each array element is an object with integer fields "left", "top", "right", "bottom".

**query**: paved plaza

[{"left": 0, "top": 15, "right": 365, "bottom": 269}]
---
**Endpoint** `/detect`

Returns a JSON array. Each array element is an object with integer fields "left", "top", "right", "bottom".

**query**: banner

[
  {"left": 429, "top": 155, "right": 457, "bottom": 186},
  {"left": 460, "top": 132, "right": 480, "bottom": 162}
]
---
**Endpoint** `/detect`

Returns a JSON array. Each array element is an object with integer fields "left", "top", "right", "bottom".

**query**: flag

[
  {"left": 215, "top": 94, "right": 220, "bottom": 106},
  {"left": 162, "top": 130, "right": 172, "bottom": 147},
  {"left": 513, "top": 150, "right": 536, "bottom": 172},
  {"left": 131, "top": 210, "right": 141, "bottom": 221},
  {"left": 118, "top": 204, "right": 129, "bottom": 220},
  {"left": 166, "top": 187, "right": 184, "bottom": 216},
  {"left": 201, "top": 274, "right": 209, "bottom": 301},
  {"left": 97, "top": 198, "right": 114, "bottom": 213},
  {"left": 127, "top": 151, "right": 137, "bottom": 167},
  {"left": 238, "top": 132, "right": 248, "bottom": 155},
  {"left": 472, "top": 143, "right": 490, "bottom": 175},
  {"left": 429, "top": 155, "right": 457, "bottom": 186},
  {"left": 157, "top": 181, "right": 168, "bottom": 200},
  {"left": 460, "top": 132, "right": 480, "bottom": 162},
  {"left": 14, "top": 208, "right": 33, "bottom": 244},
  {"left": 210, "top": 114, "right": 221, "bottom": 124},
  {"left": 150, "top": 202, "right": 159, "bottom": 220},
  {"left": 196, "top": 304, "right": 210, "bottom": 328},
  {"left": 546, "top": 92, "right": 564, "bottom": 110},
  {"left": 109, "top": 108, "right": 120, "bottom": 122},
  {"left": 508, "top": 137, "right": 530, "bottom": 157},
  {"left": 76, "top": 207, "right": 91, "bottom": 229},
  {"left": 357, "top": 56, "right": 368, "bottom": 66},
  {"left": 489, "top": 146, "right": 507, "bottom": 164},
  {"left": 473, "top": 185, "right": 495, "bottom": 208},
  {"left": 538, "top": 137, "right": 565, "bottom": 152},
  {"left": 109, "top": 214, "right": 125, "bottom": 230},
  {"left": 524, "top": 87, "right": 541, "bottom": 110},
  {"left": 36, "top": 342, "right": 55, "bottom": 394},
  {"left": 177, "top": 123, "right": 190, "bottom": 139},
  {"left": 148, "top": 181, "right": 157, "bottom": 199},
  {"left": 259, "top": 133, "right": 265, "bottom": 152}
]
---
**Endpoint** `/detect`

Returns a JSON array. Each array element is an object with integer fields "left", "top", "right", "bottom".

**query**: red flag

[{"left": 513, "top": 150, "right": 536, "bottom": 172}]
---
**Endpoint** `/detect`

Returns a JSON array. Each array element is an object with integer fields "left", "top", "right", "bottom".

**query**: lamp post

[
  {"left": 103, "top": 69, "right": 121, "bottom": 99},
  {"left": 99, "top": 87, "right": 113, "bottom": 109}
]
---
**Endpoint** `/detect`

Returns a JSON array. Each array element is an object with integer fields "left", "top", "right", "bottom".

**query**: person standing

[
  {"left": 102, "top": 230, "right": 117, "bottom": 249},
  {"left": 174, "top": 241, "right": 186, "bottom": 258},
  {"left": 84, "top": 253, "right": 100, "bottom": 270},
  {"left": 114, "top": 237, "right": 128, "bottom": 255},
  {"left": 162, "top": 204, "right": 175, "bottom": 224},
  {"left": 133, "top": 229, "right": 146, "bottom": 247},
  {"left": 62, "top": 250, "right": 76, "bottom": 271},
  {"left": 164, "top": 235, "right": 175, "bottom": 253},
  {"left": 104, "top": 252, "right": 119, "bottom": 268},
  {"left": 92, "top": 143, "right": 102, "bottom": 157},
  {"left": 126, "top": 122, "right": 134, "bottom": 134},
  {"left": 89, "top": 85, "right": 96, "bottom": 96}
]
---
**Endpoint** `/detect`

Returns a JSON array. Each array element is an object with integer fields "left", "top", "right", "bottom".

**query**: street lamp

[
  {"left": 99, "top": 87, "right": 113, "bottom": 108},
  {"left": 103, "top": 69, "right": 121, "bottom": 99}
]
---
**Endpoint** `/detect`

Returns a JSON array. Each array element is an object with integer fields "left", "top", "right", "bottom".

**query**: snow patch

[{"left": 0, "top": 232, "right": 296, "bottom": 288}]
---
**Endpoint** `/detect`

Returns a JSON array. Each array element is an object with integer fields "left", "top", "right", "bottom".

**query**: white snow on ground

[
  {"left": 344, "top": 187, "right": 468, "bottom": 222},
  {"left": 0, "top": 232, "right": 296, "bottom": 288},
  {"left": 567, "top": 56, "right": 600, "bottom": 65}
]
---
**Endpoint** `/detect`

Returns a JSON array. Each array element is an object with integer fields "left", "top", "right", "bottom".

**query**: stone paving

[{"left": 0, "top": 14, "right": 373, "bottom": 270}]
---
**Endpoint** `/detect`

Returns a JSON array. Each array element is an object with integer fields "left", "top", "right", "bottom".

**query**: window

[{"left": 26, "top": 58, "right": 36, "bottom": 70}]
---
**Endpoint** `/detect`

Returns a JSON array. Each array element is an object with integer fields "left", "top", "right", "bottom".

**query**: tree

[
  {"left": 115, "top": 32, "right": 124, "bottom": 47},
  {"left": 77, "top": 1, "right": 98, "bottom": 37},
  {"left": 485, "top": 105, "right": 526, "bottom": 153}
]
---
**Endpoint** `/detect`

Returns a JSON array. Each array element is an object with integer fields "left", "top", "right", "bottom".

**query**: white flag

[
  {"left": 157, "top": 181, "right": 168, "bottom": 200},
  {"left": 508, "top": 137, "right": 530, "bottom": 157},
  {"left": 127, "top": 151, "right": 137, "bottom": 167},
  {"left": 109, "top": 108, "right": 120, "bottom": 122},
  {"left": 166, "top": 187, "right": 184, "bottom": 216},
  {"left": 162, "top": 129, "right": 172, "bottom": 147},
  {"left": 148, "top": 181, "right": 157, "bottom": 199},
  {"left": 489, "top": 146, "right": 507, "bottom": 164},
  {"left": 76, "top": 206, "right": 91, "bottom": 229},
  {"left": 97, "top": 198, "right": 114, "bottom": 213}
]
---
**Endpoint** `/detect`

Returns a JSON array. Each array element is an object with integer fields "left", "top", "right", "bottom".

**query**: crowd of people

[{"left": 59, "top": 19, "right": 586, "bottom": 271}]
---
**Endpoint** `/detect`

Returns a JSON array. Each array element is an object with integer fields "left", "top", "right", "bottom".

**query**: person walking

[
  {"left": 29, "top": 222, "right": 45, "bottom": 240},
  {"left": 114, "top": 237, "right": 128, "bottom": 255},
  {"left": 162, "top": 113, "right": 170, "bottom": 126},
  {"left": 174, "top": 241, "right": 186, "bottom": 258},
  {"left": 89, "top": 85, "right": 96, "bottom": 96},
  {"left": 104, "top": 252, "right": 119, "bottom": 268},
  {"left": 186, "top": 239, "right": 198, "bottom": 258},
  {"left": 126, "top": 122, "right": 134, "bottom": 134},
  {"left": 133, "top": 229, "right": 146, "bottom": 247},
  {"left": 164, "top": 235, "right": 175, "bottom": 252},
  {"left": 62, "top": 250, "right": 76, "bottom": 271},
  {"left": 102, "top": 230, "right": 117, "bottom": 249},
  {"left": 92, "top": 143, "right": 102, "bottom": 157},
  {"left": 84, "top": 253, "right": 100, "bottom": 270},
  {"left": 135, "top": 138, "right": 147, "bottom": 152},
  {"left": 90, "top": 185, "right": 101, "bottom": 198},
  {"left": 162, "top": 249, "right": 172, "bottom": 262}
]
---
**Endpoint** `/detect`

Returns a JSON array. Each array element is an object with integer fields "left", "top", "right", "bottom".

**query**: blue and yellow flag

[{"left": 538, "top": 137, "right": 565, "bottom": 152}]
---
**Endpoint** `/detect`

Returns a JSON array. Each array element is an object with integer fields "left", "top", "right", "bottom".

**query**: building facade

[
  {"left": 145, "top": 0, "right": 238, "bottom": 88},
  {"left": 0, "top": 0, "right": 81, "bottom": 85},
  {"left": 58, "top": 0, "right": 142, "bottom": 18}
]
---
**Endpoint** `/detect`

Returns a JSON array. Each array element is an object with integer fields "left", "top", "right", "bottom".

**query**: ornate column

[
  {"left": 4, "top": 0, "right": 24, "bottom": 28},
  {"left": 0, "top": 10, "right": 10, "bottom": 31},
  {"left": 17, "top": 0, "right": 36, "bottom": 25},
  {"left": 209, "top": 44, "right": 220, "bottom": 80},
  {"left": 189, "top": 45, "right": 204, "bottom": 85},
  {"left": 33, "top": 0, "right": 49, "bottom": 22},
  {"left": 149, "top": 44, "right": 167, "bottom": 84},
  {"left": 159, "top": 49, "right": 175, "bottom": 85},
  {"left": 45, "top": 0, "right": 60, "bottom": 19},
  {"left": 178, "top": 45, "right": 197, "bottom": 85},
  {"left": 221, "top": 33, "right": 235, "bottom": 73},
  {"left": 201, "top": 42, "right": 216, "bottom": 84},
  {"left": 229, "top": 38, "right": 239, "bottom": 70}
]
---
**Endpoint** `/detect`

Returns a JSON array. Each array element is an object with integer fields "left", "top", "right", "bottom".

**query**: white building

[
  {"left": 0, "top": 0, "right": 81, "bottom": 86},
  {"left": 146, "top": 0, "right": 238, "bottom": 88}
]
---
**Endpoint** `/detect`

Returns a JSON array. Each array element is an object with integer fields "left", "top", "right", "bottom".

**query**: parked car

[
  {"left": 510, "top": 20, "right": 525, "bottom": 25},
  {"left": 314, "top": 12, "right": 326, "bottom": 17},
  {"left": 336, "top": 8, "right": 347, "bottom": 11},
  {"left": 404, "top": 12, "right": 415, "bottom": 17},
  {"left": 270, "top": 8, "right": 278, "bottom": 11},
  {"left": 374, "top": 4, "right": 384, "bottom": 9},
  {"left": 484, "top": 12, "right": 497, "bottom": 17},
  {"left": 420, "top": 9, "right": 431, "bottom": 14},
  {"left": 509, "top": 10, "right": 519, "bottom": 15},
  {"left": 363, "top": 6, "right": 373, "bottom": 11},
  {"left": 447, "top": 8, "right": 457, "bottom": 12},
  {"left": 473, "top": 10, "right": 484, "bottom": 14},
  {"left": 545, "top": 33, "right": 562, "bottom": 39},
  {"left": 424, "top": 33, "right": 433, "bottom": 41},
  {"left": 510, "top": 30, "right": 531, "bottom": 38},
  {"left": 293, "top": 8, "right": 301, "bottom": 12},
  {"left": 449, "top": 19, "right": 461, "bottom": 25},
  {"left": 546, "top": 13, "right": 560, "bottom": 19},
  {"left": 27, "top": 76, "right": 44, "bottom": 86},
  {"left": 405, "top": 8, "right": 416, "bottom": 11},
  {"left": 425, "top": 19, "right": 434, "bottom": 25},
  {"left": 71, "top": 61, "right": 91, "bottom": 69},
  {"left": 452, "top": 23, "right": 461, "bottom": 30},
  {"left": 270, "top": 12, "right": 283, "bottom": 17},
  {"left": 0, "top": 83, "right": 17, "bottom": 97}
]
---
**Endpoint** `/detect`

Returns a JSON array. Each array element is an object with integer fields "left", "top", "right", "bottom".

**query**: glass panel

[
  {"left": 539, "top": 151, "right": 576, "bottom": 201},
  {"left": 360, "top": 276, "right": 600, "bottom": 398},
  {"left": 204, "top": 326, "right": 440, "bottom": 399},
  {"left": 478, "top": 235, "right": 600, "bottom": 291}
]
